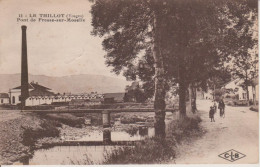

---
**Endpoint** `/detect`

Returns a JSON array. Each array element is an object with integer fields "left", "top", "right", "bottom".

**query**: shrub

[
  {"left": 103, "top": 116, "right": 202, "bottom": 164},
  {"left": 226, "top": 101, "right": 235, "bottom": 106},
  {"left": 250, "top": 106, "right": 258, "bottom": 112},
  {"left": 167, "top": 116, "right": 202, "bottom": 142},
  {"left": 120, "top": 115, "right": 146, "bottom": 124},
  {"left": 43, "top": 113, "right": 85, "bottom": 128},
  {"left": 104, "top": 138, "right": 175, "bottom": 164},
  {"left": 234, "top": 100, "right": 248, "bottom": 106},
  {"left": 124, "top": 126, "right": 139, "bottom": 136},
  {"left": 22, "top": 120, "right": 60, "bottom": 147}
]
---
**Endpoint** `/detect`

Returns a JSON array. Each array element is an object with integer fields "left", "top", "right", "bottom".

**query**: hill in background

[{"left": 0, "top": 74, "right": 129, "bottom": 94}]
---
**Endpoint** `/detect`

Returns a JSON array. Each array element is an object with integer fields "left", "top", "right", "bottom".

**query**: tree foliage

[{"left": 90, "top": 0, "right": 257, "bottom": 118}]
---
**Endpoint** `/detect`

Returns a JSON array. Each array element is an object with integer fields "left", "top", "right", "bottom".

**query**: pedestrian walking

[
  {"left": 209, "top": 106, "right": 215, "bottom": 122},
  {"left": 213, "top": 100, "right": 217, "bottom": 113},
  {"left": 218, "top": 99, "right": 225, "bottom": 118}
]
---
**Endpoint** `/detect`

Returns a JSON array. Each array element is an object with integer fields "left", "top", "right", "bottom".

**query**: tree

[
  {"left": 91, "top": 0, "right": 169, "bottom": 137},
  {"left": 125, "top": 82, "right": 147, "bottom": 103},
  {"left": 224, "top": 2, "right": 258, "bottom": 105},
  {"left": 90, "top": 0, "right": 257, "bottom": 136}
]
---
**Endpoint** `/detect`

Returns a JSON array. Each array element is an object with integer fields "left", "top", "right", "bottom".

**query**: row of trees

[{"left": 90, "top": 0, "right": 257, "bottom": 136}]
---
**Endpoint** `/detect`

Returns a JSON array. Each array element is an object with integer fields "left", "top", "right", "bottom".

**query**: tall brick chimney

[{"left": 21, "top": 25, "right": 29, "bottom": 109}]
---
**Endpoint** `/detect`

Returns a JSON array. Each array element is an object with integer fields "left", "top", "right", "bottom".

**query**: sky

[{"left": 0, "top": 0, "right": 126, "bottom": 79}]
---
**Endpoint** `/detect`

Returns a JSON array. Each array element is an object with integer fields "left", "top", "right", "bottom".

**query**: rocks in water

[
  {"left": 84, "top": 119, "right": 91, "bottom": 125},
  {"left": 120, "top": 115, "right": 146, "bottom": 124}
]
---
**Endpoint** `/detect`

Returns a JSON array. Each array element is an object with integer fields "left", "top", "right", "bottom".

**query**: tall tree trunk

[
  {"left": 188, "top": 83, "right": 197, "bottom": 113},
  {"left": 252, "top": 85, "right": 256, "bottom": 106},
  {"left": 245, "top": 72, "right": 250, "bottom": 106},
  {"left": 192, "top": 85, "right": 197, "bottom": 110},
  {"left": 246, "top": 85, "right": 250, "bottom": 106},
  {"left": 179, "top": 56, "right": 187, "bottom": 119},
  {"left": 152, "top": 12, "right": 166, "bottom": 138},
  {"left": 188, "top": 84, "right": 192, "bottom": 112},
  {"left": 213, "top": 84, "right": 216, "bottom": 100}
]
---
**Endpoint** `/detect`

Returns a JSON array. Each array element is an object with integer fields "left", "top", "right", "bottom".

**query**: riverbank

[
  {"left": 103, "top": 114, "right": 204, "bottom": 164},
  {"left": 0, "top": 111, "right": 43, "bottom": 164},
  {"left": 0, "top": 110, "right": 172, "bottom": 165},
  {"left": 1, "top": 108, "right": 205, "bottom": 165}
]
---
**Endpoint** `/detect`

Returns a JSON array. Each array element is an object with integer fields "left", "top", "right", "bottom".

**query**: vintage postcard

[{"left": 0, "top": 0, "right": 259, "bottom": 166}]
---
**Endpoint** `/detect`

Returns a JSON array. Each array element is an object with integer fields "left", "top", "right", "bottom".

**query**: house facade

[
  {"left": 10, "top": 82, "right": 55, "bottom": 106},
  {"left": 223, "top": 78, "right": 259, "bottom": 101},
  {"left": 10, "top": 82, "right": 104, "bottom": 106},
  {"left": 0, "top": 93, "right": 9, "bottom": 105}
]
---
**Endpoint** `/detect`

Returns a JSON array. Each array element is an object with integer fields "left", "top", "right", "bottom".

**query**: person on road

[
  {"left": 218, "top": 99, "right": 225, "bottom": 117},
  {"left": 209, "top": 106, "right": 215, "bottom": 122},
  {"left": 213, "top": 100, "right": 217, "bottom": 113}
]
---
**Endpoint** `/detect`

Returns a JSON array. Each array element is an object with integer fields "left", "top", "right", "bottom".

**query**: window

[
  {"left": 242, "top": 93, "right": 247, "bottom": 99},
  {"left": 19, "top": 96, "right": 21, "bottom": 101},
  {"left": 12, "top": 96, "right": 15, "bottom": 104},
  {"left": 1, "top": 99, "right": 3, "bottom": 103}
]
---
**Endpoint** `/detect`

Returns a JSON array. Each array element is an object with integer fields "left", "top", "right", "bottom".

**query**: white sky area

[{"left": 0, "top": 0, "right": 126, "bottom": 80}]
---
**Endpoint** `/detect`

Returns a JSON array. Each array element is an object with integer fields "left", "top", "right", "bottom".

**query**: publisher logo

[{"left": 218, "top": 149, "right": 246, "bottom": 162}]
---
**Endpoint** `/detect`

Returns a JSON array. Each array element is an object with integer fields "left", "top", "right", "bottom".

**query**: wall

[
  {"left": 10, "top": 89, "right": 21, "bottom": 105},
  {"left": 0, "top": 98, "right": 9, "bottom": 104}
]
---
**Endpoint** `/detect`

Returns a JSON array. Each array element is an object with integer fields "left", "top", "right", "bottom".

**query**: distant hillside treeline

[{"left": 0, "top": 74, "right": 129, "bottom": 94}]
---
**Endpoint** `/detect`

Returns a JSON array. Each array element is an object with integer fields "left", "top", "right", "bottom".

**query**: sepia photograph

[{"left": 0, "top": 0, "right": 259, "bottom": 165}]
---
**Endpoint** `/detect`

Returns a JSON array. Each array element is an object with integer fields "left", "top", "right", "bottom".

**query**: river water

[
  {"left": 28, "top": 127, "right": 154, "bottom": 165},
  {"left": 25, "top": 112, "right": 176, "bottom": 165}
]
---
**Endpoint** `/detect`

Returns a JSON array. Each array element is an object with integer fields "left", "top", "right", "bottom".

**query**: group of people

[{"left": 209, "top": 99, "right": 225, "bottom": 122}]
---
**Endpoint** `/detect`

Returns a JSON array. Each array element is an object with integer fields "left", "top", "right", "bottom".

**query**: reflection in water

[
  {"left": 72, "top": 127, "right": 154, "bottom": 142},
  {"left": 28, "top": 127, "right": 155, "bottom": 165},
  {"left": 29, "top": 146, "right": 118, "bottom": 165},
  {"left": 103, "top": 128, "right": 111, "bottom": 143},
  {"left": 28, "top": 112, "right": 175, "bottom": 165},
  {"left": 111, "top": 127, "right": 154, "bottom": 141}
]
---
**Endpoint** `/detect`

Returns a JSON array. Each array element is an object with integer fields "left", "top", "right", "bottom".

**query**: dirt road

[
  {"left": 174, "top": 99, "right": 259, "bottom": 164},
  {"left": 0, "top": 110, "right": 23, "bottom": 123}
]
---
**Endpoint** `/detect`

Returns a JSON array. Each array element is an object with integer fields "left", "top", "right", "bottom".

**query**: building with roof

[
  {"left": 10, "top": 81, "right": 55, "bottom": 106},
  {"left": 103, "top": 93, "right": 125, "bottom": 104},
  {"left": 0, "top": 93, "right": 9, "bottom": 105},
  {"left": 223, "top": 78, "right": 259, "bottom": 101},
  {"left": 9, "top": 81, "right": 105, "bottom": 106}
]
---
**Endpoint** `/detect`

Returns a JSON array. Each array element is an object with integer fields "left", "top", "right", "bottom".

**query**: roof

[
  {"left": 12, "top": 82, "right": 51, "bottom": 90},
  {"left": 224, "top": 79, "right": 242, "bottom": 89},
  {"left": 12, "top": 82, "right": 54, "bottom": 96},
  {"left": 29, "top": 89, "right": 55, "bottom": 96},
  {"left": 30, "top": 82, "right": 51, "bottom": 90},
  {"left": 224, "top": 78, "right": 259, "bottom": 89},
  {"left": 0, "top": 93, "right": 9, "bottom": 98},
  {"left": 13, "top": 83, "right": 34, "bottom": 89},
  {"left": 104, "top": 93, "right": 125, "bottom": 101}
]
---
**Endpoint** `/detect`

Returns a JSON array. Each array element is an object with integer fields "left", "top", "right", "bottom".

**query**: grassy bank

[
  {"left": 0, "top": 111, "right": 63, "bottom": 165},
  {"left": 103, "top": 115, "right": 203, "bottom": 164},
  {"left": 22, "top": 119, "right": 60, "bottom": 147},
  {"left": 249, "top": 105, "right": 258, "bottom": 112}
]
